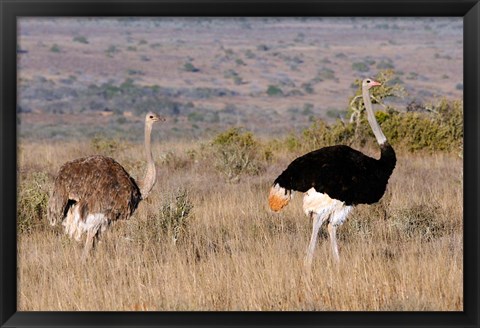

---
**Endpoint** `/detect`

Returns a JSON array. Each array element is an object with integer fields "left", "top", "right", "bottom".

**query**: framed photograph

[{"left": 1, "top": 0, "right": 479, "bottom": 327}]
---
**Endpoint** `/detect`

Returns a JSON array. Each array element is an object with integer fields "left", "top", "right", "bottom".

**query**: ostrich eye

[
  {"left": 149, "top": 115, "right": 153, "bottom": 119},
  {"left": 366, "top": 80, "right": 371, "bottom": 83}
]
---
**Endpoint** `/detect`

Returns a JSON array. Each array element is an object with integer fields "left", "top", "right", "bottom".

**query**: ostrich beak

[{"left": 371, "top": 80, "right": 382, "bottom": 87}]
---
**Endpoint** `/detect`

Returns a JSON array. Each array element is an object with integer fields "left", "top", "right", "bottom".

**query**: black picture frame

[{"left": 1, "top": 1, "right": 479, "bottom": 327}]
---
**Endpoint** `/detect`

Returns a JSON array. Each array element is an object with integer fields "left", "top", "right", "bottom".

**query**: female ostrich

[
  {"left": 268, "top": 79, "right": 396, "bottom": 265},
  {"left": 47, "top": 112, "right": 165, "bottom": 257}
]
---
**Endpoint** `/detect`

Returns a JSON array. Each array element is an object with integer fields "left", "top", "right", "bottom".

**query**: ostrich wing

[{"left": 273, "top": 145, "right": 384, "bottom": 205}]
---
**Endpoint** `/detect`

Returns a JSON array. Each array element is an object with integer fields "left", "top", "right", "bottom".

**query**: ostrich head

[
  {"left": 145, "top": 112, "right": 166, "bottom": 125},
  {"left": 362, "top": 78, "right": 382, "bottom": 89}
]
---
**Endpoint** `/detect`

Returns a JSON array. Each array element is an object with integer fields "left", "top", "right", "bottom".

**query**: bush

[
  {"left": 18, "top": 172, "right": 51, "bottom": 234},
  {"left": 235, "top": 58, "right": 246, "bottom": 66},
  {"left": 91, "top": 135, "right": 125, "bottom": 156},
  {"left": 389, "top": 203, "right": 447, "bottom": 242},
  {"left": 106, "top": 45, "right": 119, "bottom": 57},
  {"left": 352, "top": 62, "right": 369, "bottom": 72},
  {"left": 158, "top": 189, "right": 194, "bottom": 244},
  {"left": 224, "top": 69, "right": 244, "bottom": 85},
  {"left": 245, "top": 49, "right": 256, "bottom": 59},
  {"left": 210, "top": 127, "right": 265, "bottom": 182},
  {"left": 161, "top": 150, "right": 195, "bottom": 171},
  {"left": 73, "top": 36, "right": 89, "bottom": 44},
  {"left": 286, "top": 73, "right": 462, "bottom": 153},
  {"left": 379, "top": 99, "right": 463, "bottom": 152},
  {"left": 187, "top": 112, "right": 204, "bottom": 122},
  {"left": 128, "top": 189, "right": 193, "bottom": 245},
  {"left": 257, "top": 44, "right": 269, "bottom": 51},
  {"left": 301, "top": 119, "right": 355, "bottom": 151},
  {"left": 293, "top": 97, "right": 462, "bottom": 153},
  {"left": 315, "top": 67, "right": 336, "bottom": 81},
  {"left": 266, "top": 85, "right": 283, "bottom": 97},
  {"left": 50, "top": 44, "right": 61, "bottom": 53},
  {"left": 183, "top": 62, "right": 200, "bottom": 72}
]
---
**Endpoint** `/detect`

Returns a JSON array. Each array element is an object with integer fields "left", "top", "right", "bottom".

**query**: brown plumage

[{"left": 47, "top": 112, "right": 165, "bottom": 257}]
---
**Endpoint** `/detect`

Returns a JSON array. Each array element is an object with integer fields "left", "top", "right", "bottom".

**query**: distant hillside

[{"left": 17, "top": 17, "right": 462, "bottom": 140}]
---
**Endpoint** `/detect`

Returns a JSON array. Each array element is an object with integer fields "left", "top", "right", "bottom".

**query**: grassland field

[{"left": 17, "top": 138, "right": 463, "bottom": 311}]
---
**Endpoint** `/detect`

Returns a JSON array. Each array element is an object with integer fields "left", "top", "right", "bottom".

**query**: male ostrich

[
  {"left": 47, "top": 112, "right": 165, "bottom": 257},
  {"left": 268, "top": 79, "right": 396, "bottom": 265}
]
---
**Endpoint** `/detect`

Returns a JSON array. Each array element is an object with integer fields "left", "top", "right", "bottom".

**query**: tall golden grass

[{"left": 17, "top": 139, "right": 463, "bottom": 311}]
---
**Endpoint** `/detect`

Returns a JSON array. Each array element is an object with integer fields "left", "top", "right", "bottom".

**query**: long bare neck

[
  {"left": 139, "top": 122, "right": 156, "bottom": 199},
  {"left": 362, "top": 86, "right": 387, "bottom": 145}
]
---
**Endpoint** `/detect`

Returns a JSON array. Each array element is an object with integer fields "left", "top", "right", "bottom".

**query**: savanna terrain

[{"left": 17, "top": 17, "right": 463, "bottom": 311}]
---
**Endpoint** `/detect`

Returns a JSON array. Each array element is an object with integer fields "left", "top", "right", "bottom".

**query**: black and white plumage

[
  {"left": 268, "top": 79, "right": 396, "bottom": 265},
  {"left": 47, "top": 112, "right": 165, "bottom": 257}
]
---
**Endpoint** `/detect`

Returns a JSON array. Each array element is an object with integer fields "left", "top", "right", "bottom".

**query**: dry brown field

[{"left": 17, "top": 139, "right": 463, "bottom": 311}]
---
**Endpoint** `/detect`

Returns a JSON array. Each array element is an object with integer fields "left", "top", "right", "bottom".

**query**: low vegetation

[
  {"left": 17, "top": 109, "right": 463, "bottom": 310},
  {"left": 208, "top": 127, "right": 267, "bottom": 182}
]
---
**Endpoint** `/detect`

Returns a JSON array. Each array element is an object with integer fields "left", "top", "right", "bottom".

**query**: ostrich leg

[
  {"left": 82, "top": 229, "right": 97, "bottom": 259},
  {"left": 304, "top": 212, "right": 329, "bottom": 267},
  {"left": 327, "top": 223, "right": 340, "bottom": 262}
]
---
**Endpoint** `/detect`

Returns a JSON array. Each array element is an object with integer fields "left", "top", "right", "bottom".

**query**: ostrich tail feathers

[{"left": 268, "top": 184, "right": 293, "bottom": 212}]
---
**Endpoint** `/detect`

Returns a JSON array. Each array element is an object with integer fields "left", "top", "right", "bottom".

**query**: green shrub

[
  {"left": 293, "top": 97, "right": 462, "bottom": 153},
  {"left": 302, "top": 103, "right": 314, "bottom": 116},
  {"left": 91, "top": 135, "right": 124, "bottom": 156},
  {"left": 257, "top": 44, "right": 269, "bottom": 51},
  {"left": 18, "top": 172, "right": 51, "bottom": 234},
  {"left": 233, "top": 76, "right": 244, "bottom": 85},
  {"left": 210, "top": 127, "right": 265, "bottom": 182},
  {"left": 187, "top": 112, "right": 204, "bottom": 122},
  {"left": 224, "top": 69, "right": 244, "bottom": 85},
  {"left": 183, "top": 62, "right": 200, "bottom": 72},
  {"left": 301, "top": 82, "right": 314, "bottom": 94},
  {"left": 73, "top": 35, "right": 89, "bottom": 44},
  {"left": 378, "top": 98, "right": 463, "bottom": 152},
  {"left": 161, "top": 150, "right": 195, "bottom": 171},
  {"left": 316, "top": 67, "right": 336, "bottom": 81},
  {"left": 158, "top": 189, "right": 194, "bottom": 244},
  {"left": 352, "top": 62, "right": 369, "bottom": 72},
  {"left": 235, "top": 58, "right": 246, "bottom": 66},
  {"left": 50, "top": 44, "right": 61, "bottom": 53},
  {"left": 285, "top": 73, "right": 461, "bottom": 153},
  {"left": 128, "top": 189, "right": 193, "bottom": 245},
  {"left": 105, "top": 45, "right": 119, "bottom": 57},
  {"left": 301, "top": 119, "right": 356, "bottom": 151},
  {"left": 389, "top": 203, "right": 447, "bottom": 242},
  {"left": 245, "top": 49, "right": 256, "bottom": 59},
  {"left": 127, "top": 69, "right": 144, "bottom": 76},
  {"left": 266, "top": 85, "right": 283, "bottom": 97}
]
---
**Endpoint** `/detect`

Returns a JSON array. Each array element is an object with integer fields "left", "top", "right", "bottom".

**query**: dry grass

[{"left": 17, "top": 139, "right": 463, "bottom": 311}]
